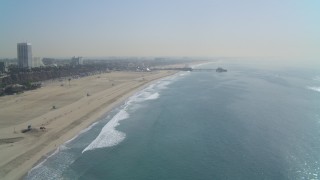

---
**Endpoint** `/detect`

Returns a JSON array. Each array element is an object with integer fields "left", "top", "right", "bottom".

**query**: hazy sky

[{"left": 0, "top": 0, "right": 319, "bottom": 58}]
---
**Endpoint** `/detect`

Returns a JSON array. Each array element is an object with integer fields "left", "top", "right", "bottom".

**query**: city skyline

[{"left": 0, "top": 0, "right": 319, "bottom": 60}]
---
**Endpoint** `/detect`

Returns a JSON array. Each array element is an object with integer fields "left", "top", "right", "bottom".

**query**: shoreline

[
  {"left": 0, "top": 70, "right": 179, "bottom": 180},
  {"left": 27, "top": 71, "right": 180, "bottom": 177}
]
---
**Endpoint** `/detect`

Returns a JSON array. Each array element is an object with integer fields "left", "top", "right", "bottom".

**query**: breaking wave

[
  {"left": 82, "top": 74, "right": 183, "bottom": 153},
  {"left": 82, "top": 110, "right": 129, "bottom": 153},
  {"left": 26, "top": 145, "right": 76, "bottom": 180},
  {"left": 145, "top": 92, "right": 159, "bottom": 100},
  {"left": 26, "top": 72, "right": 188, "bottom": 179},
  {"left": 65, "top": 122, "right": 99, "bottom": 145},
  {"left": 313, "top": 76, "right": 320, "bottom": 81},
  {"left": 308, "top": 86, "right": 320, "bottom": 93}
]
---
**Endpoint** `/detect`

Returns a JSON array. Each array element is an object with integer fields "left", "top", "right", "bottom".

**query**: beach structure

[{"left": 17, "top": 42, "right": 32, "bottom": 68}]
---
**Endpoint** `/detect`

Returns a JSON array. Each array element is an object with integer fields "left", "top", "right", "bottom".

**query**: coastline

[{"left": 0, "top": 70, "right": 178, "bottom": 180}]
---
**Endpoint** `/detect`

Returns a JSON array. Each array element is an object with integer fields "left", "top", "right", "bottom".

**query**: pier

[
  {"left": 192, "top": 68, "right": 216, "bottom": 72},
  {"left": 151, "top": 67, "right": 226, "bottom": 72}
]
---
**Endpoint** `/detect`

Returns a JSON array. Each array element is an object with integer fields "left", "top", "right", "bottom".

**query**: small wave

[
  {"left": 27, "top": 144, "right": 74, "bottom": 180},
  {"left": 28, "top": 148, "right": 60, "bottom": 175},
  {"left": 26, "top": 121, "right": 101, "bottom": 179},
  {"left": 82, "top": 74, "right": 180, "bottom": 153},
  {"left": 27, "top": 150, "right": 76, "bottom": 180},
  {"left": 145, "top": 92, "right": 159, "bottom": 100},
  {"left": 65, "top": 122, "right": 99, "bottom": 145},
  {"left": 130, "top": 91, "right": 158, "bottom": 102},
  {"left": 179, "top": 72, "right": 189, "bottom": 76},
  {"left": 82, "top": 110, "right": 129, "bottom": 153},
  {"left": 27, "top": 73, "right": 182, "bottom": 178},
  {"left": 308, "top": 86, "right": 320, "bottom": 92},
  {"left": 128, "top": 76, "right": 177, "bottom": 103},
  {"left": 313, "top": 76, "right": 320, "bottom": 81},
  {"left": 156, "top": 80, "right": 172, "bottom": 90}
]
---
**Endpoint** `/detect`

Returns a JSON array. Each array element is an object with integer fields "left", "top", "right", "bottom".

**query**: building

[
  {"left": 70, "top": 56, "right": 83, "bottom": 65},
  {"left": 32, "top": 57, "right": 43, "bottom": 67},
  {"left": 0, "top": 62, "right": 7, "bottom": 73},
  {"left": 17, "top": 42, "right": 32, "bottom": 68}
]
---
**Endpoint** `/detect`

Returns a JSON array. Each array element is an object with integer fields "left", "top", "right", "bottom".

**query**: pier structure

[{"left": 151, "top": 67, "right": 226, "bottom": 72}]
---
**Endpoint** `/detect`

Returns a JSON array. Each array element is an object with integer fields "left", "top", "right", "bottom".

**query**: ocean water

[{"left": 26, "top": 60, "right": 320, "bottom": 180}]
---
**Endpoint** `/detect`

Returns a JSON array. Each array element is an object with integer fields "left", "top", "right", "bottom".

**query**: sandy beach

[{"left": 0, "top": 70, "right": 177, "bottom": 180}]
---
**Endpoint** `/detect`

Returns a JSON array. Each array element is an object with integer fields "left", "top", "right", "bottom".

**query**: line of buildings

[
  {"left": 17, "top": 42, "right": 45, "bottom": 68},
  {"left": 0, "top": 42, "right": 83, "bottom": 72},
  {"left": 0, "top": 42, "right": 33, "bottom": 73},
  {"left": 16, "top": 42, "right": 83, "bottom": 68}
]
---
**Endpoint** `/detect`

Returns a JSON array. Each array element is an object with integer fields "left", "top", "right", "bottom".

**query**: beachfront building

[
  {"left": 0, "top": 62, "right": 7, "bottom": 73},
  {"left": 70, "top": 56, "right": 83, "bottom": 66},
  {"left": 32, "top": 57, "right": 43, "bottom": 67},
  {"left": 17, "top": 42, "right": 32, "bottom": 68}
]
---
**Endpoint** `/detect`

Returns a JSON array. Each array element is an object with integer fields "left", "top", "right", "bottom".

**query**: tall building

[
  {"left": 0, "top": 62, "right": 7, "bottom": 73},
  {"left": 17, "top": 42, "right": 32, "bottom": 68},
  {"left": 70, "top": 56, "right": 83, "bottom": 65}
]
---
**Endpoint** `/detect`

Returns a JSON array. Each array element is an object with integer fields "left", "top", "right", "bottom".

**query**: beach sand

[{"left": 0, "top": 70, "right": 177, "bottom": 180}]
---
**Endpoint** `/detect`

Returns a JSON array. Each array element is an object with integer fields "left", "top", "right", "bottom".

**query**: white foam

[
  {"left": 308, "top": 86, "right": 320, "bottom": 92},
  {"left": 27, "top": 75, "right": 183, "bottom": 177},
  {"left": 27, "top": 150, "right": 76, "bottom": 180},
  {"left": 27, "top": 145, "right": 73, "bottom": 179},
  {"left": 26, "top": 121, "right": 101, "bottom": 179},
  {"left": 82, "top": 110, "right": 129, "bottom": 153},
  {"left": 65, "top": 122, "right": 99, "bottom": 145},
  {"left": 127, "top": 75, "right": 177, "bottom": 102},
  {"left": 132, "top": 91, "right": 156, "bottom": 102},
  {"left": 156, "top": 80, "right": 172, "bottom": 90},
  {"left": 82, "top": 74, "right": 181, "bottom": 153},
  {"left": 28, "top": 148, "right": 60, "bottom": 174},
  {"left": 145, "top": 92, "right": 159, "bottom": 100}
]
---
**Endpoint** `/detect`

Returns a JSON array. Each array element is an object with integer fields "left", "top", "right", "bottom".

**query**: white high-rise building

[
  {"left": 71, "top": 56, "right": 83, "bottom": 65},
  {"left": 17, "top": 42, "right": 32, "bottom": 68},
  {"left": 32, "top": 57, "right": 43, "bottom": 67}
]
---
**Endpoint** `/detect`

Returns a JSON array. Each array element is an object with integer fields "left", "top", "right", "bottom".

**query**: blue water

[{"left": 26, "top": 60, "right": 320, "bottom": 180}]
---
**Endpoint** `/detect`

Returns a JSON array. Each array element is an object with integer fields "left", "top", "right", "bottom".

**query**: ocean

[{"left": 26, "top": 59, "right": 320, "bottom": 180}]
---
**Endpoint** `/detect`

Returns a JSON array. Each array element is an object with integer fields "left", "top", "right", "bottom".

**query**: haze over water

[
  {"left": 26, "top": 59, "right": 320, "bottom": 179},
  {"left": 1, "top": 0, "right": 319, "bottom": 179},
  {"left": 1, "top": 1, "right": 320, "bottom": 59}
]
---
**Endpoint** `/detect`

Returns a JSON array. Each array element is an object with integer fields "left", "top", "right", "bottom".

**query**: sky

[{"left": 0, "top": 0, "right": 319, "bottom": 59}]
